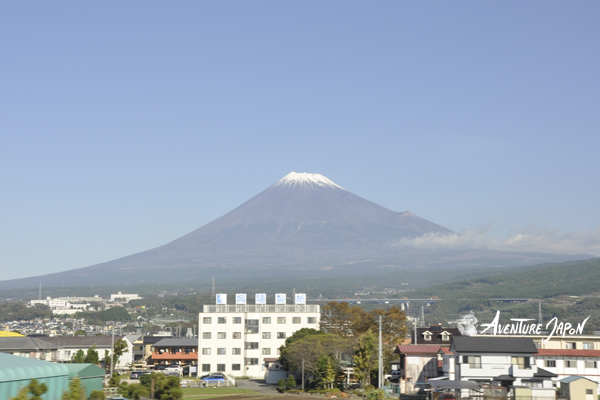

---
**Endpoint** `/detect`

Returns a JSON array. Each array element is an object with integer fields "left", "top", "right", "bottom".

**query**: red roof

[
  {"left": 537, "top": 349, "right": 600, "bottom": 357},
  {"left": 397, "top": 345, "right": 441, "bottom": 354},
  {"left": 264, "top": 358, "right": 280, "bottom": 362},
  {"left": 439, "top": 347, "right": 453, "bottom": 354}
]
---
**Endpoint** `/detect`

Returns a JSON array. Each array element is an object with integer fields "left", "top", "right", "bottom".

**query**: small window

[
  {"left": 586, "top": 389, "right": 593, "bottom": 395},
  {"left": 545, "top": 360, "right": 556, "bottom": 368},
  {"left": 307, "top": 317, "right": 316, "bottom": 324},
  {"left": 217, "top": 332, "right": 226, "bottom": 339},
  {"left": 232, "top": 364, "right": 241, "bottom": 371},
  {"left": 292, "top": 317, "right": 301, "bottom": 324},
  {"left": 565, "top": 360, "right": 575, "bottom": 368},
  {"left": 232, "top": 348, "right": 241, "bottom": 355},
  {"left": 441, "top": 332, "right": 450, "bottom": 341},
  {"left": 583, "top": 342, "right": 594, "bottom": 350},
  {"left": 277, "top": 347, "right": 281, "bottom": 355},
  {"left": 203, "top": 317, "right": 212, "bottom": 324},
  {"left": 245, "top": 358, "right": 259, "bottom": 365},
  {"left": 202, "top": 364, "right": 211, "bottom": 372},
  {"left": 245, "top": 319, "right": 259, "bottom": 326},
  {"left": 202, "top": 332, "right": 211, "bottom": 339},
  {"left": 277, "top": 317, "right": 286, "bottom": 324},
  {"left": 233, "top": 317, "right": 242, "bottom": 324},
  {"left": 202, "top": 348, "right": 211, "bottom": 355},
  {"left": 218, "top": 317, "right": 226, "bottom": 324},
  {"left": 217, "top": 364, "right": 225, "bottom": 372},
  {"left": 262, "top": 317, "right": 271, "bottom": 324},
  {"left": 245, "top": 342, "right": 259, "bottom": 350},
  {"left": 246, "top": 327, "right": 259, "bottom": 334},
  {"left": 277, "top": 332, "right": 286, "bottom": 339},
  {"left": 423, "top": 332, "right": 432, "bottom": 341},
  {"left": 263, "top": 332, "right": 271, "bottom": 339},
  {"left": 586, "top": 361, "right": 597, "bottom": 368},
  {"left": 565, "top": 342, "right": 577, "bottom": 349},
  {"left": 512, "top": 356, "right": 526, "bottom": 369},
  {"left": 465, "top": 356, "right": 481, "bottom": 368},
  {"left": 233, "top": 332, "right": 242, "bottom": 339},
  {"left": 534, "top": 341, "right": 541, "bottom": 349},
  {"left": 217, "top": 348, "right": 226, "bottom": 355},
  {"left": 262, "top": 348, "right": 271, "bottom": 355}
]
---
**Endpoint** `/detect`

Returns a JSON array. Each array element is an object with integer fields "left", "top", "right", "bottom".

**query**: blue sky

[{"left": 1, "top": 2, "right": 599, "bottom": 280}]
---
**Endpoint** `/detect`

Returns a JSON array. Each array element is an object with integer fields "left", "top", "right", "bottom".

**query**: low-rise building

[
  {"left": 198, "top": 297, "right": 320, "bottom": 378},
  {"left": 151, "top": 338, "right": 198, "bottom": 368}
]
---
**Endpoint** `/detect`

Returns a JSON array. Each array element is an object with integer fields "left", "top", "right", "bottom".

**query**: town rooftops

[
  {"left": 536, "top": 349, "right": 600, "bottom": 357},
  {"left": 451, "top": 336, "right": 537, "bottom": 354},
  {"left": 559, "top": 376, "right": 596, "bottom": 384},
  {"left": 0, "top": 336, "right": 57, "bottom": 351},
  {"left": 534, "top": 368, "right": 558, "bottom": 378},
  {"left": 40, "top": 335, "right": 124, "bottom": 347},
  {"left": 396, "top": 345, "right": 441, "bottom": 354},
  {"left": 153, "top": 338, "right": 198, "bottom": 347}
]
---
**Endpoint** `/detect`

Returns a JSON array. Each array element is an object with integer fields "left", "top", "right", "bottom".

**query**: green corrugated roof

[
  {"left": 64, "top": 363, "right": 106, "bottom": 379},
  {"left": 0, "top": 352, "right": 68, "bottom": 382}
]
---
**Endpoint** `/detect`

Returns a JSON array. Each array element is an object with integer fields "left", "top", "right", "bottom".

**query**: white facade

[
  {"left": 198, "top": 304, "right": 320, "bottom": 378},
  {"left": 110, "top": 292, "right": 142, "bottom": 302},
  {"left": 535, "top": 351, "right": 600, "bottom": 393}
]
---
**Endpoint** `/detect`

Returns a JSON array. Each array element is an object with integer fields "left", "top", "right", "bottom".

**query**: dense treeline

[{"left": 0, "top": 302, "right": 52, "bottom": 322}]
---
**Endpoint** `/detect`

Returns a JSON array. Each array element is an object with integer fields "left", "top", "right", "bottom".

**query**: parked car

[
  {"left": 130, "top": 371, "right": 144, "bottom": 379},
  {"left": 200, "top": 373, "right": 226, "bottom": 381}
]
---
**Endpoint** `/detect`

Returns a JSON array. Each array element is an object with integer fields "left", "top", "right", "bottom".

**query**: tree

[
  {"left": 354, "top": 330, "right": 377, "bottom": 387},
  {"left": 74, "top": 330, "right": 86, "bottom": 336},
  {"left": 279, "top": 331, "right": 350, "bottom": 386},
  {"left": 104, "top": 339, "right": 129, "bottom": 370},
  {"left": 140, "top": 373, "right": 182, "bottom": 400},
  {"left": 61, "top": 378, "right": 86, "bottom": 400},
  {"left": 118, "top": 382, "right": 149, "bottom": 400},
  {"left": 85, "top": 345, "right": 100, "bottom": 364},
  {"left": 10, "top": 379, "right": 48, "bottom": 400},
  {"left": 89, "top": 390, "right": 105, "bottom": 400},
  {"left": 72, "top": 349, "right": 85, "bottom": 363},
  {"left": 285, "top": 375, "right": 297, "bottom": 390},
  {"left": 315, "top": 355, "right": 337, "bottom": 389}
]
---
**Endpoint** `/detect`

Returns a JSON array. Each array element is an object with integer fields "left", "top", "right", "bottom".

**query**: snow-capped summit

[{"left": 274, "top": 172, "right": 344, "bottom": 190}]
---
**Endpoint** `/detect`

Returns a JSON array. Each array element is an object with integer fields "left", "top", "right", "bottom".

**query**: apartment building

[{"left": 198, "top": 293, "right": 320, "bottom": 378}]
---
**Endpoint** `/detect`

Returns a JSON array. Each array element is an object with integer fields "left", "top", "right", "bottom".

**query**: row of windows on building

[
  {"left": 533, "top": 341, "right": 595, "bottom": 349},
  {"left": 202, "top": 360, "right": 260, "bottom": 372},
  {"left": 202, "top": 332, "right": 289, "bottom": 339},
  {"left": 201, "top": 347, "right": 281, "bottom": 355},
  {"left": 202, "top": 317, "right": 317, "bottom": 324},
  {"left": 460, "top": 356, "right": 531, "bottom": 369},
  {"left": 544, "top": 360, "right": 598, "bottom": 368}
]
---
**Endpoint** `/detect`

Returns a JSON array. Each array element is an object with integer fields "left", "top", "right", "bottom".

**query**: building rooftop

[
  {"left": 396, "top": 345, "right": 441, "bottom": 354},
  {"left": 451, "top": 336, "right": 537, "bottom": 354},
  {"left": 537, "top": 349, "right": 600, "bottom": 357}
]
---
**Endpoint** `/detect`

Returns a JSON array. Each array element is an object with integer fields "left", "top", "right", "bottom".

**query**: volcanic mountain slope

[{"left": 1, "top": 172, "right": 590, "bottom": 288}]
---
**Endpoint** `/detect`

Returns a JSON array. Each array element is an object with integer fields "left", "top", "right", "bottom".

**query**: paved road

[{"left": 235, "top": 379, "right": 281, "bottom": 395}]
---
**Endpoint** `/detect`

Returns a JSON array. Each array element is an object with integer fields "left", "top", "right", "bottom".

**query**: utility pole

[
  {"left": 302, "top": 359, "right": 305, "bottom": 391},
  {"left": 539, "top": 301, "right": 543, "bottom": 325},
  {"left": 421, "top": 305, "right": 425, "bottom": 327},
  {"left": 378, "top": 316, "right": 383, "bottom": 388},
  {"left": 110, "top": 325, "right": 115, "bottom": 378}
]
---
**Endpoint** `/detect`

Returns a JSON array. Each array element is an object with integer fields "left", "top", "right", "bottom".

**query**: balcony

[{"left": 152, "top": 351, "right": 198, "bottom": 361}]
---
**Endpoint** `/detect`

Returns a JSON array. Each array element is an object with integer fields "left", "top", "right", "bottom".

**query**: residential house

[
  {"left": 40, "top": 335, "right": 135, "bottom": 369},
  {"left": 558, "top": 376, "right": 598, "bottom": 400},
  {"left": 0, "top": 336, "right": 58, "bottom": 361},
  {"left": 395, "top": 345, "right": 441, "bottom": 392},
  {"left": 412, "top": 324, "right": 461, "bottom": 346},
  {"left": 450, "top": 336, "right": 556, "bottom": 399},
  {"left": 151, "top": 338, "right": 198, "bottom": 367}
]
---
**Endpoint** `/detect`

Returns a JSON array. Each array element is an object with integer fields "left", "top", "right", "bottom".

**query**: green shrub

[{"left": 366, "top": 388, "right": 385, "bottom": 400}]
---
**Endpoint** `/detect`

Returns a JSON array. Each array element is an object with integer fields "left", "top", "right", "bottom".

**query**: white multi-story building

[
  {"left": 198, "top": 294, "right": 320, "bottom": 378},
  {"left": 110, "top": 292, "right": 142, "bottom": 302}
]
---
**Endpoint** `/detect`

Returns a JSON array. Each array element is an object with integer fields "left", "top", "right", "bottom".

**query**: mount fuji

[{"left": 0, "top": 172, "right": 588, "bottom": 288}]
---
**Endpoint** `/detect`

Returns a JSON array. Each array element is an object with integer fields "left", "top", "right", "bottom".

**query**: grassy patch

[{"left": 182, "top": 387, "right": 257, "bottom": 395}]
